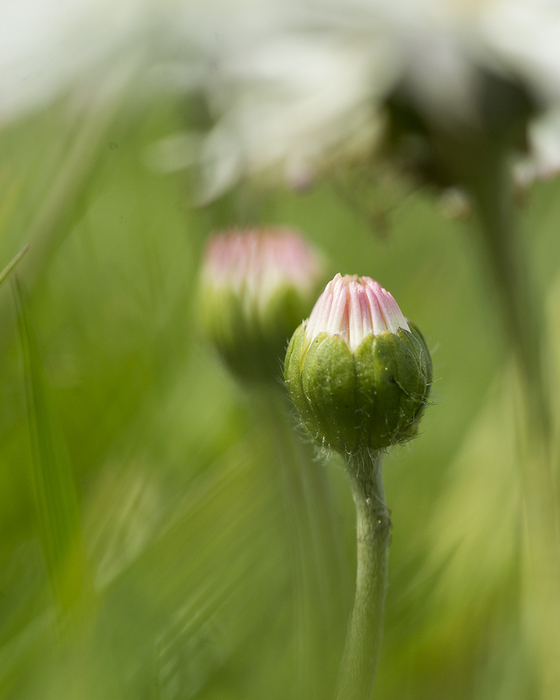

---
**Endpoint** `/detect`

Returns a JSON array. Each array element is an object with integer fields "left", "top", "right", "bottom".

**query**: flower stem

[
  {"left": 336, "top": 449, "right": 390, "bottom": 700},
  {"left": 252, "top": 387, "right": 349, "bottom": 698},
  {"left": 469, "top": 148, "right": 551, "bottom": 439},
  {"left": 467, "top": 149, "right": 560, "bottom": 698}
]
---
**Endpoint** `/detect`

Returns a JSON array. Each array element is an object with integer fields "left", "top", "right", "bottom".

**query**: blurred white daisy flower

[
  {"left": 191, "top": 0, "right": 485, "bottom": 198},
  {"left": 197, "top": 30, "right": 397, "bottom": 199},
  {"left": 188, "top": 0, "right": 560, "bottom": 197},
  {"left": 480, "top": 0, "right": 560, "bottom": 105},
  {"left": 2, "top": 0, "right": 560, "bottom": 193},
  {"left": 0, "top": 0, "right": 155, "bottom": 120}
]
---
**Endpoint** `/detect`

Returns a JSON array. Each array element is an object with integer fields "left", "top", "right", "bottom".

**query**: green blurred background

[{"left": 1, "top": 92, "right": 560, "bottom": 699}]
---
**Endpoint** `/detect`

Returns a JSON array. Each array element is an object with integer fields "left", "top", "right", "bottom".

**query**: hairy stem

[{"left": 336, "top": 449, "right": 390, "bottom": 700}]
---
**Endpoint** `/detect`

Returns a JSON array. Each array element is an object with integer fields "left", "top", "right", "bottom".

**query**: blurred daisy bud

[
  {"left": 200, "top": 227, "right": 325, "bottom": 384},
  {"left": 284, "top": 273, "right": 432, "bottom": 454}
]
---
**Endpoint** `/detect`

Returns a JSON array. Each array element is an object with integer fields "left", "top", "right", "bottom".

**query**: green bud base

[
  {"left": 285, "top": 324, "right": 432, "bottom": 453},
  {"left": 202, "top": 283, "right": 321, "bottom": 385}
]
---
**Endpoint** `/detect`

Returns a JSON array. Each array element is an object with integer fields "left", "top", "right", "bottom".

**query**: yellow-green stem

[{"left": 336, "top": 449, "right": 390, "bottom": 700}]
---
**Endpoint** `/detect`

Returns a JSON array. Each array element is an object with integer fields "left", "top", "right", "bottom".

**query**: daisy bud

[
  {"left": 200, "top": 227, "right": 325, "bottom": 384},
  {"left": 284, "top": 273, "right": 432, "bottom": 453}
]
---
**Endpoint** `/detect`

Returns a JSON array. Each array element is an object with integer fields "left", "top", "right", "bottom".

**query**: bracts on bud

[
  {"left": 200, "top": 227, "right": 325, "bottom": 384},
  {"left": 284, "top": 273, "right": 432, "bottom": 455}
]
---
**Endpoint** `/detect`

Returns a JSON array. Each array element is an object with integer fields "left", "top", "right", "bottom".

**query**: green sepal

[
  {"left": 301, "top": 333, "right": 357, "bottom": 453},
  {"left": 366, "top": 330, "right": 428, "bottom": 447},
  {"left": 284, "top": 324, "right": 322, "bottom": 441},
  {"left": 408, "top": 322, "right": 433, "bottom": 391}
]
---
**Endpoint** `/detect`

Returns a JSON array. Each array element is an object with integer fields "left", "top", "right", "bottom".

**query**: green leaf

[
  {"left": 0, "top": 245, "right": 30, "bottom": 288},
  {"left": 14, "top": 281, "right": 91, "bottom": 614}
]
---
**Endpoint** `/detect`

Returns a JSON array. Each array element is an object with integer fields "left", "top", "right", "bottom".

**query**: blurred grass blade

[
  {"left": 14, "top": 280, "right": 90, "bottom": 614},
  {"left": 0, "top": 245, "right": 30, "bottom": 287}
]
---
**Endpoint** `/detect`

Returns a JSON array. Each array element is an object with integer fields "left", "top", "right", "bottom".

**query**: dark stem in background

[
  {"left": 466, "top": 147, "right": 560, "bottom": 698},
  {"left": 467, "top": 148, "right": 560, "bottom": 528},
  {"left": 335, "top": 449, "right": 390, "bottom": 700},
  {"left": 469, "top": 149, "right": 551, "bottom": 439}
]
